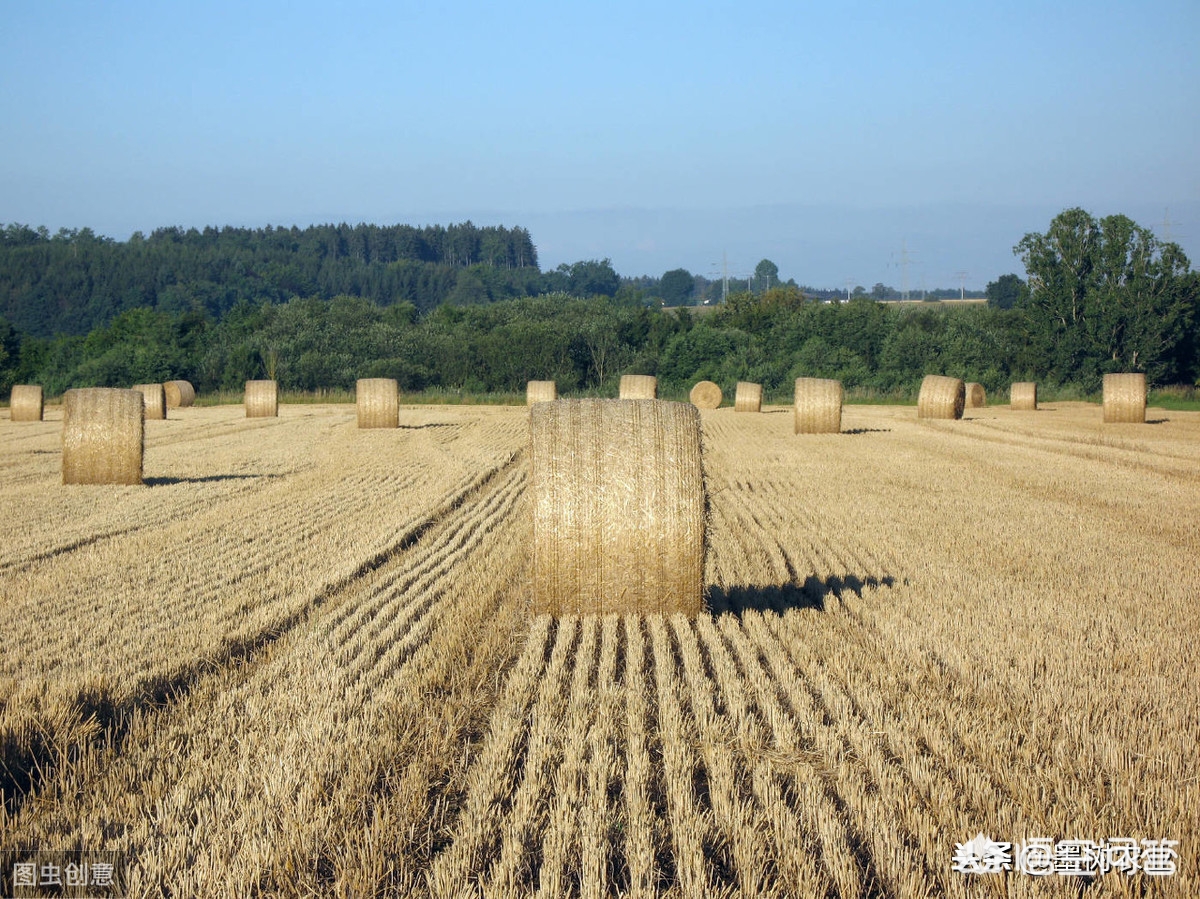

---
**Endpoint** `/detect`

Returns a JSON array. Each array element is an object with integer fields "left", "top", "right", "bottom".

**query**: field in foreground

[{"left": 1, "top": 400, "right": 1197, "bottom": 898}]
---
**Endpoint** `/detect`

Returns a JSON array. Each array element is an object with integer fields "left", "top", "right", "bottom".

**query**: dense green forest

[{"left": 1, "top": 210, "right": 1197, "bottom": 401}]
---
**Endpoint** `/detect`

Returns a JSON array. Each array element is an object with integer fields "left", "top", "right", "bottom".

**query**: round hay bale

[
  {"left": 163, "top": 380, "right": 195, "bottom": 409},
  {"left": 9, "top": 385, "right": 44, "bottom": 422},
  {"left": 734, "top": 381, "right": 763, "bottom": 413},
  {"left": 245, "top": 380, "right": 279, "bottom": 418},
  {"left": 793, "top": 378, "right": 843, "bottom": 434},
  {"left": 529, "top": 398, "right": 705, "bottom": 618},
  {"left": 62, "top": 388, "right": 144, "bottom": 485},
  {"left": 917, "top": 375, "right": 965, "bottom": 420},
  {"left": 526, "top": 380, "right": 558, "bottom": 405},
  {"left": 689, "top": 380, "right": 722, "bottom": 409},
  {"left": 965, "top": 382, "right": 986, "bottom": 408},
  {"left": 619, "top": 374, "right": 658, "bottom": 400},
  {"left": 132, "top": 383, "right": 166, "bottom": 420},
  {"left": 1010, "top": 382, "right": 1038, "bottom": 410},
  {"left": 357, "top": 378, "right": 399, "bottom": 429},
  {"left": 1103, "top": 373, "right": 1146, "bottom": 423}
]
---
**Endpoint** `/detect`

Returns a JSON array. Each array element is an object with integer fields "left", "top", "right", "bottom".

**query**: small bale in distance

[
  {"left": 245, "top": 380, "right": 279, "bottom": 418},
  {"left": 734, "top": 381, "right": 763, "bottom": 413},
  {"left": 965, "top": 382, "right": 986, "bottom": 408},
  {"left": 526, "top": 380, "right": 558, "bottom": 405},
  {"left": 1010, "top": 382, "right": 1038, "bottom": 410},
  {"left": 529, "top": 399, "right": 706, "bottom": 618},
  {"left": 163, "top": 380, "right": 195, "bottom": 409},
  {"left": 357, "top": 378, "right": 399, "bottom": 429},
  {"left": 62, "top": 388, "right": 144, "bottom": 485},
  {"left": 794, "top": 378, "right": 843, "bottom": 434},
  {"left": 1103, "top": 373, "right": 1147, "bottom": 423},
  {"left": 10, "top": 385, "right": 44, "bottom": 422},
  {"left": 689, "top": 380, "right": 722, "bottom": 409},
  {"left": 619, "top": 374, "right": 658, "bottom": 400},
  {"left": 917, "top": 375, "right": 965, "bottom": 420},
  {"left": 133, "top": 383, "right": 166, "bottom": 420}
]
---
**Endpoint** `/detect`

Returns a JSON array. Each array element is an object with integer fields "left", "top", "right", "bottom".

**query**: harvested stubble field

[{"left": 1, "top": 400, "right": 1198, "bottom": 898}]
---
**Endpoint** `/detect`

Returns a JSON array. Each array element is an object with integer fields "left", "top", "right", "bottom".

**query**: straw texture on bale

[
  {"left": 62, "top": 388, "right": 144, "bottom": 485},
  {"left": 1103, "top": 373, "right": 1147, "bottom": 423},
  {"left": 689, "top": 380, "right": 723, "bottom": 409},
  {"left": 244, "top": 380, "right": 279, "bottom": 418},
  {"left": 356, "top": 378, "right": 399, "bottom": 429},
  {"left": 526, "top": 380, "right": 558, "bottom": 404},
  {"left": 9, "top": 385, "right": 44, "bottom": 422},
  {"left": 529, "top": 399, "right": 706, "bottom": 617},
  {"left": 133, "top": 383, "right": 166, "bottom": 420},
  {"left": 1010, "top": 382, "right": 1038, "bottom": 410},
  {"left": 734, "top": 381, "right": 763, "bottom": 413},
  {"left": 619, "top": 374, "right": 658, "bottom": 399},
  {"left": 965, "top": 382, "right": 986, "bottom": 408},
  {"left": 917, "top": 375, "right": 965, "bottom": 420},
  {"left": 793, "top": 378, "right": 843, "bottom": 434},
  {"left": 163, "top": 380, "right": 195, "bottom": 408}
]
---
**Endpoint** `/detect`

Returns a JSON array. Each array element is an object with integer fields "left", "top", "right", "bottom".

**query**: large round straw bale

[
  {"left": 1103, "top": 373, "right": 1147, "bottom": 423},
  {"left": 244, "top": 380, "right": 279, "bottom": 418},
  {"left": 526, "top": 380, "right": 558, "bottom": 404},
  {"left": 529, "top": 399, "right": 705, "bottom": 618},
  {"left": 917, "top": 375, "right": 965, "bottom": 420},
  {"left": 1010, "top": 382, "right": 1038, "bottom": 410},
  {"left": 619, "top": 374, "right": 658, "bottom": 399},
  {"left": 965, "top": 382, "right": 986, "bottom": 408},
  {"left": 62, "top": 388, "right": 144, "bottom": 485},
  {"left": 357, "top": 378, "right": 399, "bottom": 428},
  {"left": 793, "top": 378, "right": 843, "bottom": 433},
  {"left": 689, "top": 380, "right": 722, "bottom": 409},
  {"left": 163, "top": 380, "right": 195, "bottom": 408},
  {"left": 9, "top": 385, "right": 44, "bottom": 422},
  {"left": 734, "top": 381, "right": 763, "bottom": 413},
  {"left": 132, "top": 383, "right": 166, "bottom": 420}
]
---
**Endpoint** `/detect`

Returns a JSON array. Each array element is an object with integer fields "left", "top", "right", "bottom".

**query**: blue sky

[{"left": 2, "top": 0, "right": 1197, "bottom": 289}]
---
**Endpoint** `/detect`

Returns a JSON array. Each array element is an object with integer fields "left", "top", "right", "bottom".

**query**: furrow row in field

[
  {"left": 3, "top": 444, "right": 533, "bottom": 897},
  {"left": 0, "top": 412, "right": 525, "bottom": 822},
  {"left": 428, "top": 614, "right": 570, "bottom": 897}
]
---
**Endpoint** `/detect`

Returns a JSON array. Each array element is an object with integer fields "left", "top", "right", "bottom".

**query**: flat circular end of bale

[
  {"left": 10, "top": 385, "right": 44, "bottom": 422},
  {"left": 917, "top": 375, "right": 965, "bottom": 420},
  {"left": 619, "top": 374, "right": 658, "bottom": 400},
  {"left": 793, "top": 378, "right": 843, "bottom": 433},
  {"left": 1103, "top": 373, "right": 1146, "bottom": 423},
  {"left": 163, "top": 380, "right": 195, "bottom": 408},
  {"left": 734, "top": 382, "right": 763, "bottom": 413},
  {"left": 245, "top": 380, "right": 279, "bottom": 418},
  {"left": 132, "top": 383, "right": 166, "bottom": 420},
  {"left": 526, "top": 380, "right": 558, "bottom": 404},
  {"left": 689, "top": 380, "right": 722, "bottom": 409},
  {"left": 1010, "top": 382, "right": 1038, "bottom": 410},
  {"left": 965, "top": 382, "right": 986, "bottom": 408},
  {"left": 62, "top": 388, "right": 144, "bottom": 485},
  {"left": 529, "top": 398, "right": 706, "bottom": 618},
  {"left": 356, "top": 378, "right": 399, "bottom": 428}
]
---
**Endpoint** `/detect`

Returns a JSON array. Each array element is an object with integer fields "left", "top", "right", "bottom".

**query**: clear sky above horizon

[{"left": 3, "top": 0, "right": 1197, "bottom": 289}]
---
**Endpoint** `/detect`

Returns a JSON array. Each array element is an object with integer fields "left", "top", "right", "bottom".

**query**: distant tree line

[
  {"left": 0, "top": 209, "right": 1196, "bottom": 401},
  {"left": 0, "top": 221, "right": 547, "bottom": 338}
]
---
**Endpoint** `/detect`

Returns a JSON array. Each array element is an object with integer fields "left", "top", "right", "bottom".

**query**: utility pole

[{"left": 844, "top": 277, "right": 855, "bottom": 300}]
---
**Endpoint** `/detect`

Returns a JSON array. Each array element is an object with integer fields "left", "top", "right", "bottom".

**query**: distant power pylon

[
  {"left": 953, "top": 270, "right": 970, "bottom": 300},
  {"left": 844, "top": 277, "right": 856, "bottom": 300},
  {"left": 891, "top": 240, "right": 917, "bottom": 300}
]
